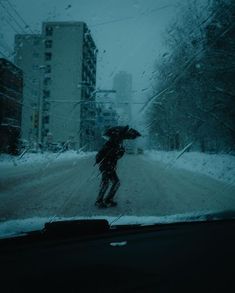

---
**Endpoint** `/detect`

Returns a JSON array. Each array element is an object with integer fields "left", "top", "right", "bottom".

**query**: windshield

[{"left": 0, "top": 0, "right": 235, "bottom": 238}]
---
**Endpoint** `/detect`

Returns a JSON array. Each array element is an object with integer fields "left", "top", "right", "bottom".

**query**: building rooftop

[{"left": 42, "top": 21, "right": 87, "bottom": 27}]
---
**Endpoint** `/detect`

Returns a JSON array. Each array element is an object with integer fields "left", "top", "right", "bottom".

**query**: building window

[
  {"left": 46, "top": 26, "right": 53, "bottom": 36},
  {"left": 43, "top": 128, "right": 49, "bottom": 136},
  {"left": 45, "top": 65, "right": 51, "bottom": 73},
  {"left": 45, "top": 40, "right": 52, "bottom": 49},
  {"left": 44, "top": 77, "right": 51, "bottom": 86},
  {"left": 43, "top": 115, "right": 50, "bottom": 124},
  {"left": 45, "top": 52, "right": 52, "bottom": 61},
  {"left": 43, "top": 90, "right": 50, "bottom": 98}
]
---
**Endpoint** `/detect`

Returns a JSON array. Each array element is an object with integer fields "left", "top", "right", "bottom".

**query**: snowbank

[
  {"left": 146, "top": 151, "right": 235, "bottom": 185},
  {"left": 0, "top": 151, "right": 95, "bottom": 168},
  {"left": 0, "top": 210, "right": 234, "bottom": 239}
]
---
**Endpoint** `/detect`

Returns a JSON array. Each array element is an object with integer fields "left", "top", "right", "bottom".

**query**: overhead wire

[
  {"left": 0, "top": 89, "right": 84, "bottom": 125},
  {"left": 0, "top": 0, "right": 26, "bottom": 33},
  {"left": 0, "top": 37, "right": 14, "bottom": 56},
  {"left": 2, "top": 1, "right": 230, "bottom": 134},
  {"left": 90, "top": 4, "right": 176, "bottom": 28},
  {"left": 5, "top": 0, "right": 34, "bottom": 33},
  {"left": 0, "top": 13, "right": 21, "bottom": 34},
  {"left": 0, "top": 48, "right": 9, "bottom": 59}
]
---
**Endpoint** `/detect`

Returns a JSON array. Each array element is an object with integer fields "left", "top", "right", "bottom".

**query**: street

[{"left": 0, "top": 154, "right": 235, "bottom": 221}]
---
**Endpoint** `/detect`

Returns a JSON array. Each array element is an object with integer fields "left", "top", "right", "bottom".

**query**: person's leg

[
  {"left": 105, "top": 171, "right": 120, "bottom": 204},
  {"left": 96, "top": 171, "right": 109, "bottom": 204}
]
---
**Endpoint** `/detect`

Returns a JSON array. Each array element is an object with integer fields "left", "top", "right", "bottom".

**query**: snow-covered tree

[{"left": 148, "top": 0, "right": 235, "bottom": 153}]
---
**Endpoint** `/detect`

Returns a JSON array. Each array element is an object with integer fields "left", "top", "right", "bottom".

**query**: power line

[
  {"left": 0, "top": 8, "right": 21, "bottom": 34},
  {"left": 0, "top": 38, "right": 14, "bottom": 56},
  {"left": 90, "top": 4, "right": 175, "bottom": 27},
  {"left": 0, "top": 57, "right": 45, "bottom": 95},
  {"left": 0, "top": 0, "right": 26, "bottom": 33},
  {"left": 5, "top": 0, "right": 34, "bottom": 33},
  {"left": 0, "top": 91, "right": 79, "bottom": 128},
  {"left": 0, "top": 91, "right": 33, "bottom": 110},
  {"left": 0, "top": 48, "right": 9, "bottom": 59},
  {"left": 0, "top": 90, "right": 94, "bottom": 126}
]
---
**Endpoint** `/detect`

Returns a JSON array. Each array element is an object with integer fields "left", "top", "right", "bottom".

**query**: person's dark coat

[{"left": 96, "top": 140, "right": 125, "bottom": 172}]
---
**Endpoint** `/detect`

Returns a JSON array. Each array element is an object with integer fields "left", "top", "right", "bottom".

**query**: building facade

[
  {"left": 14, "top": 34, "right": 44, "bottom": 146},
  {"left": 0, "top": 58, "right": 23, "bottom": 154},
  {"left": 14, "top": 21, "right": 97, "bottom": 151},
  {"left": 41, "top": 22, "right": 97, "bottom": 150}
]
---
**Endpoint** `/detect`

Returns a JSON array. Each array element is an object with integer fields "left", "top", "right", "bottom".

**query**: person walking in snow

[{"left": 95, "top": 137, "right": 125, "bottom": 208}]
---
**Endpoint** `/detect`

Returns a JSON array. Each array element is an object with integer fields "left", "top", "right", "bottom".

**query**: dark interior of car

[{"left": 1, "top": 219, "right": 234, "bottom": 292}]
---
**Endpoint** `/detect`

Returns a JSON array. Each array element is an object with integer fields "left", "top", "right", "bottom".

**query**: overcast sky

[
  {"left": 0, "top": 0, "right": 187, "bottom": 98},
  {"left": 1, "top": 0, "right": 211, "bottom": 126}
]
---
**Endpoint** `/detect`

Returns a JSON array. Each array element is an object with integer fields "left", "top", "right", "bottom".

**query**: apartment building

[
  {"left": 14, "top": 21, "right": 97, "bottom": 150},
  {"left": 41, "top": 21, "right": 97, "bottom": 150}
]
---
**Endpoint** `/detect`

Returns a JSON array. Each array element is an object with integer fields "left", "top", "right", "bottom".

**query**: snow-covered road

[{"left": 0, "top": 154, "right": 234, "bottom": 221}]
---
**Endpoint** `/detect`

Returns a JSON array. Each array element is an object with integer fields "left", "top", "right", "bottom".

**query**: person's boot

[
  {"left": 104, "top": 198, "right": 117, "bottom": 207},
  {"left": 95, "top": 200, "right": 107, "bottom": 208}
]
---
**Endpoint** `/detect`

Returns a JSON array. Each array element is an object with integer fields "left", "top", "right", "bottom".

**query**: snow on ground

[
  {"left": 0, "top": 150, "right": 94, "bottom": 168},
  {"left": 146, "top": 151, "right": 235, "bottom": 185},
  {"left": 2, "top": 150, "right": 234, "bottom": 186},
  {"left": 0, "top": 210, "right": 234, "bottom": 239}
]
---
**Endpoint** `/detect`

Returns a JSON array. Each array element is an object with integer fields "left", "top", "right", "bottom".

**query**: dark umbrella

[
  {"left": 124, "top": 128, "right": 141, "bottom": 139},
  {"left": 104, "top": 125, "right": 141, "bottom": 141}
]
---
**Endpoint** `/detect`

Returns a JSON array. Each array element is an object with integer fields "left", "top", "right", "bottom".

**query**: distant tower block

[{"left": 113, "top": 71, "right": 132, "bottom": 126}]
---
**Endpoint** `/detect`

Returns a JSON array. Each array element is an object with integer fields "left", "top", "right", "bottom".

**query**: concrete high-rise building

[
  {"left": 113, "top": 71, "right": 132, "bottom": 126},
  {"left": 14, "top": 34, "right": 44, "bottom": 145},
  {"left": 41, "top": 21, "right": 97, "bottom": 150},
  {"left": 14, "top": 21, "right": 97, "bottom": 151}
]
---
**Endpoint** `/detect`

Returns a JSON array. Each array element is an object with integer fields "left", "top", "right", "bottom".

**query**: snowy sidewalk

[
  {"left": 0, "top": 151, "right": 94, "bottom": 168},
  {"left": 145, "top": 151, "right": 235, "bottom": 186}
]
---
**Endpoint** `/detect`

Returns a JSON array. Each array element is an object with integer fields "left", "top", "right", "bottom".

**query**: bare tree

[{"left": 147, "top": 0, "right": 235, "bottom": 153}]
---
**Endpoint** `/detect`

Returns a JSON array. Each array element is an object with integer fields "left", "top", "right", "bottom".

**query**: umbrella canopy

[
  {"left": 124, "top": 128, "right": 141, "bottom": 139},
  {"left": 104, "top": 125, "right": 141, "bottom": 141}
]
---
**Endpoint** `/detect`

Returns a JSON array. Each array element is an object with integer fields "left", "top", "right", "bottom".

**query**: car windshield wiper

[
  {"left": 1, "top": 210, "right": 235, "bottom": 244},
  {"left": 43, "top": 219, "right": 110, "bottom": 237},
  {"left": 0, "top": 219, "right": 139, "bottom": 244}
]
